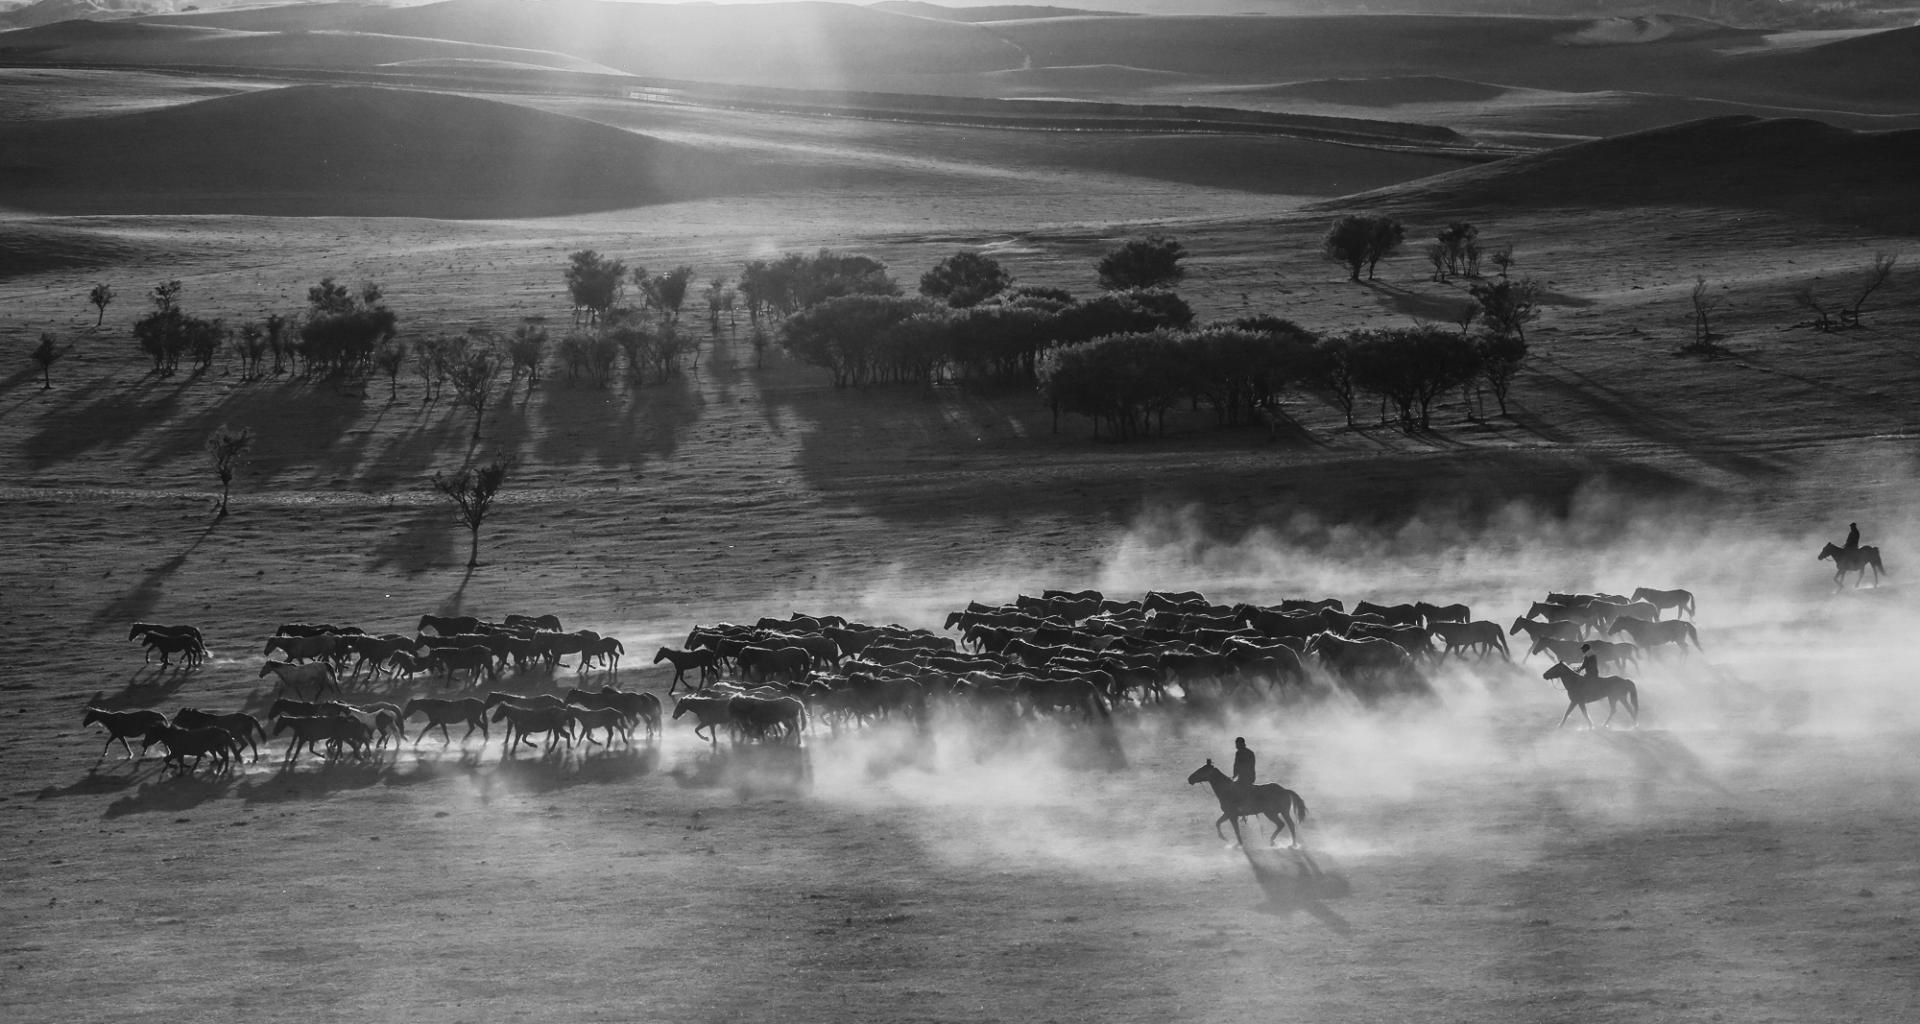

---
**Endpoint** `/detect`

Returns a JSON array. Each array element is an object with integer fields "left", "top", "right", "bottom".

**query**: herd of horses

[{"left": 91, "top": 585, "right": 1718, "bottom": 849}]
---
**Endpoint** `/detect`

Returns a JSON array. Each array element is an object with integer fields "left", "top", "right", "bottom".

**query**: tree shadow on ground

[
  {"left": 366, "top": 504, "right": 457, "bottom": 576},
  {"left": 1242, "top": 847, "right": 1354, "bottom": 934},
  {"left": 86, "top": 520, "right": 219, "bottom": 632},
  {"left": 151, "top": 376, "right": 369, "bottom": 484},
  {"left": 533, "top": 372, "right": 700, "bottom": 471},
  {"left": 0, "top": 363, "right": 54, "bottom": 421},
  {"left": 23, "top": 370, "right": 193, "bottom": 470},
  {"left": 1527, "top": 354, "right": 1791, "bottom": 481}
]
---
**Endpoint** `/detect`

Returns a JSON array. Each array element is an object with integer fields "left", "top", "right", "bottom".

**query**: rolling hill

[
  {"left": 0, "top": 84, "right": 744, "bottom": 217},
  {"left": 1348, "top": 115, "right": 1920, "bottom": 233}
]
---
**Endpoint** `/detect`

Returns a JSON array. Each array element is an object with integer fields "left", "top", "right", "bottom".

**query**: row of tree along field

[{"left": 50, "top": 215, "right": 1890, "bottom": 445}]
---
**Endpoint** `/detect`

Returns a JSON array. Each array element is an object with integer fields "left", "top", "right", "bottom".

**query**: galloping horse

[
  {"left": 654, "top": 647, "right": 719, "bottom": 692},
  {"left": 260, "top": 659, "right": 337, "bottom": 700},
  {"left": 1542, "top": 663, "right": 1639, "bottom": 729},
  {"left": 1186, "top": 760, "right": 1309, "bottom": 849},
  {"left": 1818, "top": 543, "right": 1887, "bottom": 589},
  {"left": 1630, "top": 587, "right": 1696, "bottom": 620}
]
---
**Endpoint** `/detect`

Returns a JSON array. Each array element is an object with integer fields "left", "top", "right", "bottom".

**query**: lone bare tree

[
  {"left": 206, "top": 425, "right": 254, "bottom": 518},
  {"left": 1684, "top": 277, "right": 1726, "bottom": 358},
  {"left": 1794, "top": 252, "right": 1898, "bottom": 332},
  {"left": 433, "top": 457, "right": 512, "bottom": 569},
  {"left": 30, "top": 333, "right": 69, "bottom": 390},
  {"left": 88, "top": 283, "right": 113, "bottom": 327}
]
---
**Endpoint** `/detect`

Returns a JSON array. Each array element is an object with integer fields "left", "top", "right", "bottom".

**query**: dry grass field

[{"left": 3, "top": 6, "right": 1920, "bottom": 1022}]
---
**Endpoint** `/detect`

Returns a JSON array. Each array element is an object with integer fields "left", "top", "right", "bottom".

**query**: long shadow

[
  {"left": 85, "top": 668, "right": 194, "bottom": 710},
  {"left": 1528, "top": 354, "right": 1789, "bottom": 480},
  {"left": 1242, "top": 847, "right": 1354, "bottom": 934},
  {"left": 86, "top": 521, "right": 218, "bottom": 632},
  {"left": 670, "top": 743, "right": 812, "bottom": 799},
  {"left": 153, "top": 376, "right": 369, "bottom": 482},
  {"left": 533, "top": 371, "right": 701, "bottom": 471},
  {"left": 23, "top": 370, "right": 194, "bottom": 470},
  {"left": 488, "top": 744, "right": 661, "bottom": 792},
  {"left": 357, "top": 403, "right": 467, "bottom": 485},
  {"left": 102, "top": 771, "right": 238, "bottom": 818},
  {"left": 1362, "top": 279, "right": 1480, "bottom": 323},
  {"left": 366, "top": 504, "right": 457, "bottom": 576}
]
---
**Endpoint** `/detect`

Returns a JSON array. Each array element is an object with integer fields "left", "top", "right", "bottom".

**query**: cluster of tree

[
  {"left": 132, "top": 281, "right": 226, "bottom": 375},
  {"left": 1322, "top": 214, "right": 1406, "bottom": 282},
  {"left": 1038, "top": 320, "right": 1317, "bottom": 440},
  {"left": 297, "top": 278, "right": 398, "bottom": 377},
  {"left": 738, "top": 250, "right": 900, "bottom": 320},
  {"left": 559, "top": 251, "right": 711, "bottom": 385},
  {"left": 779, "top": 286, "right": 1194, "bottom": 389}
]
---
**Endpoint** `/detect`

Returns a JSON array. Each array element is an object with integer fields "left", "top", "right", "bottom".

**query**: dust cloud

[{"left": 662, "top": 470, "right": 1920, "bottom": 887}]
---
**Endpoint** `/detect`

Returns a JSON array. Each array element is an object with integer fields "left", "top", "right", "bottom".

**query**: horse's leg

[
  {"left": 1579, "top": 702, "right": 1596, "bottom": 729},
  {"left": 1559, "top": 702, "right": 1577, "bottom": 728},
  {"left": 1266, "top": 811, "right": 1285, "bottom": 847},
  {"left": 1214, "top": 813, "right": 1231, "bottom": 842}
]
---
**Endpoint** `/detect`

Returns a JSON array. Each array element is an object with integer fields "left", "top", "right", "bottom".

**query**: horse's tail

[
  {"left": 1687, "top": 623, "right": 1704, "bottom": 651},
  {"left": 1492, "top": 629, "right": 1509, "bottom": 656},
  {"left": 1292, "top": 791, "right": 1308, "bottom": 824},
  {"left": 1683, "top": 592, "right": 1696, "bottom": 619},
  {"left": 1625, "top": 680, "right": 1640, "bottom": 718}
]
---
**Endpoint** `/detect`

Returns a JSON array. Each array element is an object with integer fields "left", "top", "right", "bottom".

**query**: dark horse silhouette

[
  {"left": 1542, "top": 662, "right": 1639, "bottom": 729},
  {"left": 1187, "top": 760, "right": 1308, "bottom": 849},
  {"left": 1818, "top": 543, "right": 1886, "bottom": 589}
]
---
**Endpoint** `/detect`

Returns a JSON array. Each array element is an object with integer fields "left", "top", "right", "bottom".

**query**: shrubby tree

[
  {"left": 231, "top": 322, "right": 269, "bottom": 380},
  {"left": 445, "top": 335, "right": 502, "bottom": 439},
  {"left": 1476, "top": 332, "right": 1527, "bottom": 417},
  {"left": 298, "top": 278, "right": 395, "bottom": 377},
  {"left": 564, "top": 250, "right": 626, "bottom": 326},
  {"left": 1683, "top": 277, "right": 1726, "bottom": 358},
  {"left": 372, "top": 338, "right": 409, "bottom": 399},
  {"left": 507, "top": 323, "right": 548, "bottom": 392},
  {"left": 780, "top": 294, "right": 932, "bottom": 388},
  {"left": 206, "top": 425, "right": 254, "bottom": 518},
  {"left": 1096, "top": 236, "right": 1185, "bottom": 291},
  {"left": 706, "top": 277, "right": 737, "bottom": 331},
  {"left": 433, "top": 457, "right": 512, "bottom": 569},
  {"left": 30, "top": 333, "right": 68, "bottom": 390},
  {"left": 639, "top": 265, "right": 697, "bottom": 324},
  {"left": 1469, "top": 277, "right": 1541, "bottom": 344},
  {"left": 1348, "top": 327, "right": 1482, "bottom": 430},
  {"left": 1322, "top": 214, "right": 1405, "bottom": 281},
  {"left": 1315, "top": 334, "right": 1362, "bottom": 428},
  {"left": 88, "top": 283, "right": 113, "bottom": 327},
  {"left": 919, "top": 251, "right": 1013, "bottom": 308},
  {"left": 1428, "top": 222, "right": 1480, "bottom": 281}
]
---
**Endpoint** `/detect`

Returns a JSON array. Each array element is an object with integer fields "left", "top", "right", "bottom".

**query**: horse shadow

[
  {"left": 237, "top": 760, "right": 395, "bottom": 802},
  {"left": 484, "top": 744, "right": 660, "bottom": 792},
  {"left": 1241, "top": 847, "right": 1354, "bottom": 934},
  {"left": 36, "top": 769, "right": 144, "bottom": 802},
  {"left": 671, "top": 743, "right": 812, "bottom": 799},
  {"left": 101, "top": 771, "right": 238, "bottom": 818},
  {"left": 86, "top": 669, "right": 193, "bottom": 710}
]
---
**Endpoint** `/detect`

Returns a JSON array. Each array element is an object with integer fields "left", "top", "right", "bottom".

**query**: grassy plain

[{"left": 3, "top": 11, "right": 1920, "bottom": 1022}]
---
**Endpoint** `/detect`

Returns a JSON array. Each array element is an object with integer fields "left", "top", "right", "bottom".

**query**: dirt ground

[{"left": 3, "top": 67, "right": 1920, "bottom": 1024}]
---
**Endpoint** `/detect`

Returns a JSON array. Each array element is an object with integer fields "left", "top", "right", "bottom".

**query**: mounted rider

[
  {"left": 1844, "top": 522, "right": 1861, "bottom": 552},
  {"left": 1580, "top": 643, "right": 1599, "bottom": 680},
  {"left": 1231, "top": 736, "right": 1256, "bottom": 807}
]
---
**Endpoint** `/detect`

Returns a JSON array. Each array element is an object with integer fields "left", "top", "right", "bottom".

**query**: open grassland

[{"left": 2, "top": 45, "right": 1919, "bottom": 1023}]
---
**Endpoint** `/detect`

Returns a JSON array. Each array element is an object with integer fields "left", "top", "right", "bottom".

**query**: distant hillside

[
  {"left": 156, "top": 0, "right": 1028, "bottom": 86},
  {"left": 0, "top": 17, "right": 629, "bottom": 75},
  {"left": 1718, "top": 25, "right": 1920, "bottom": 106},
  {"left": 872, "top": 1, "right": 1128, "bottom": 20},
  {"left": 1350, "top": 115, "right": 1920, "bottom": 233},
  {"left": 0, "top": 84, "right": 741, "bottom": 217}
]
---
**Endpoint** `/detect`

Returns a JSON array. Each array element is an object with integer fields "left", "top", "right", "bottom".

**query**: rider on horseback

[
  {"left": 1580, "top": 643, "right": 1599, "bottom": 680},
  {"left": 1232, "top": 737, "right": 1256, "bottom": 807},
  {"left": 1845, "top": 522, "right": 1860, "bottom": 551}
]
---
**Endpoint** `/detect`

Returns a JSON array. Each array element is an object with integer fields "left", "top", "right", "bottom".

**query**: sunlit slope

[
  {"left": 1347, "top": 116, "right": 1920, "bottom": 233},
  {"left": 990, "top": 14, "right": 1919, "bottom": 110},
  {"left": 157, "top": 0, "right": 1028, "bottom": 86},
  {"left": 0, "top": 18, "right": 630, "bottom": 74},
  {"left": 0, "top": 84, "right": 740, "bottom": 217}
]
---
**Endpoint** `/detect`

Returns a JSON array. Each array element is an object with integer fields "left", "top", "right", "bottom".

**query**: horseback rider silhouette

[
  {"left": 1844, "top": 522, "right": 1860, "bottom": 551},
  {"left": 1580, "top": 643, "right": 1599, "bottom": 680},
  {"left": 1231, "top": 737, "right": 1256, "bottom": 807}
]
